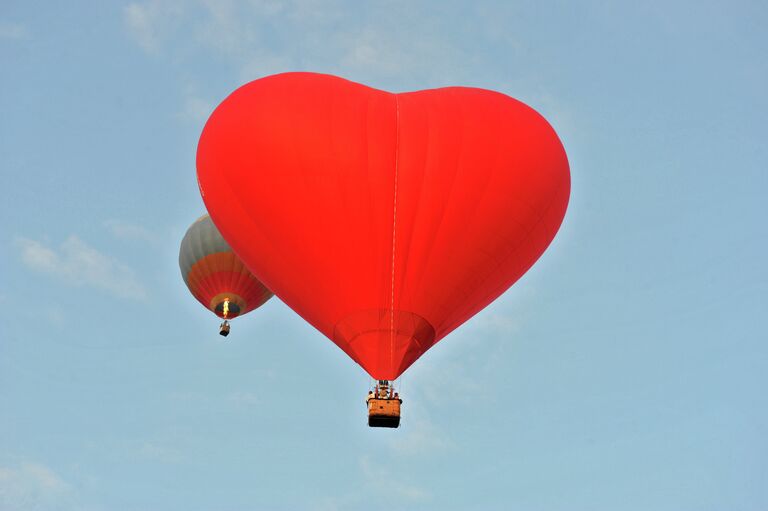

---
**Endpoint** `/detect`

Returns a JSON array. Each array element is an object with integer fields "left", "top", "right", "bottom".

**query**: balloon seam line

[{"left": 390, "top": 94, "right": 401, "bottom": 376}]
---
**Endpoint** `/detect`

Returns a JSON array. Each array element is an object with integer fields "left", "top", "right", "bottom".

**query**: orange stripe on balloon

[
  {"left": 186, "top": 252, "right": 251, "bottom": 286},
  {"left": 188, "top": 271, "right": 273, "bottom": 319}
]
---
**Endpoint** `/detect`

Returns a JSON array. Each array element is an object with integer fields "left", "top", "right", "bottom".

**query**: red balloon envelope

[{"left": 197, "top": 72, "right": 570, "bottom": 380}]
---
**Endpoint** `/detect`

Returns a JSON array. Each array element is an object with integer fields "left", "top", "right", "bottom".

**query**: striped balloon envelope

[{"left": 179, "top": 214, "right": 273, "bottom": 331}]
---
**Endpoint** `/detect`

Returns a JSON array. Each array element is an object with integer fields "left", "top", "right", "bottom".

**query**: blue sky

[{"left": 1, "top": 1, "right": 766, "bottom": 510}]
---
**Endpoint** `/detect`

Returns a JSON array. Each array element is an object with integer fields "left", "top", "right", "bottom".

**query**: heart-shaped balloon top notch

[{"left": 198, "top": 72, "right": 570, "bottom": 380}]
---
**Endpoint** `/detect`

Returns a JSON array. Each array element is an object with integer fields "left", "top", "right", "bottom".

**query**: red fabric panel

[
  {"left": 197, "top": 72, "right": 570, "bottom": 379},
  {"left": 189, "top": 270, "right": 272, "bottom": 319}
]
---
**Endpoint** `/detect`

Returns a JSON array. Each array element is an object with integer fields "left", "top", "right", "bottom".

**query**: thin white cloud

[
  {"left": 166, "top": 389, "right": 261, "bottom": 408},
  {"left": 122, "top": 0, "right": 513, "bottom": 87},
  {"left": 123, "top": 3, "right": 159, "bottom": 52},
  {"left": 0, "top": 21, "right": 29, "bottom": 40},
  {"left": 123, "top": 0, "right": 183, "bottom": 54},
  {"left": 227, "top": 390, "right": 259, "bottom": 406},
  {"left": 46, "top": 305, "right": 68, "bottom": 327},
  {"left": 311, "top": 431, "right": 436, "bottom": 510},
  {"left": 180, "top": 91, "right": 215, "bottom": 123},
  {"left": 413, "top": 357, "right": 487, "bottom": 406},
  {"left": 0, "top": 462, "right": 72, "bottom": 510},
  {"left": 123, "top": 0, "right": 547, "bottom": 133},
  {"left": 166, "top": 390, "right": 208, "bottom": 402},
  {"left": 388, "top": 415, "right": 449, "bottom": 456},
  {"left": 16, "top": 236, "right": 148, "bottom": 301},
  {"left": 477, "top": 311, "right": 521, "bottom": 333},
  {"left": 136, "top": 441, "right": 183, "bottom": 463},
  {"left": 388, "top": 310, "right": 519, "bottom": 446},
  {"left": 238, "top": 52, "right": 294, "bottom": 83},
  {"left": 359, "top": 456, "right": 430, "bottom": 502},
  {"left": 314, "top": 456, "right": 429, "bottom": 510},
  {"left": 103, "top": 219, "right": 160, "bottom": 245}
]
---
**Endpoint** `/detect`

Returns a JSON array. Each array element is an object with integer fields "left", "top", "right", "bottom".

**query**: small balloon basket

[{"left": 367, "top": 381, "right": 402, "bottom": 428}]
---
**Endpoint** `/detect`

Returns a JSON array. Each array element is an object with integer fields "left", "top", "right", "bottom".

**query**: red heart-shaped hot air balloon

[{"left": 197, "top": 72, "right": 569, "bottom": 380}]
